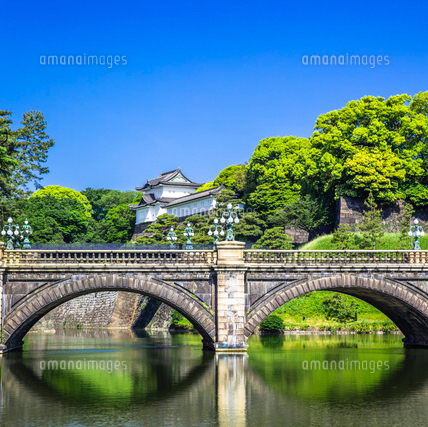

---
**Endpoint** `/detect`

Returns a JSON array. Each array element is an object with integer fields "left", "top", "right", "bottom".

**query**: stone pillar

[{"left": 214, "top": 241, "right": 247, "bottom": 352}]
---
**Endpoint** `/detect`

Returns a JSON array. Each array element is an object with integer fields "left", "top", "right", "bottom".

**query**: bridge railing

[
  {"left": 3, "top": 249, "right": 217, "bottom": 266},
  {"left": 3, "top": 249, "right": 428, "bottom": 267},
  {"left": 243, "top": 250, "right": 427, "bottom": 264}
]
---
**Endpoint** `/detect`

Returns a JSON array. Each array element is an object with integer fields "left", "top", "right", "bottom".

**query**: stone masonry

[
  {"left": 336, "top": 196, "right": 428, "bottom": 231},
  {"left": 35, "top": 291, "right": 144, "bottom": 329},
  {"left": 4, "top": 243, "right": 428, "bottom": 352}
]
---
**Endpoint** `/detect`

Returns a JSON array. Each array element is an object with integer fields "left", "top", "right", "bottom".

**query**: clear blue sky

[{"left": 2, "top": 0, "right": 427, "bottom": 192}]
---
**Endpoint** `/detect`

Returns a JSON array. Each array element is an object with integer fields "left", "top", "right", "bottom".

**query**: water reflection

[
  {"left": 1, "top": 331, "right": 428, "bottom": 426},
  {"left": 249, "top": 334, "right": 417, "bottom": 402},
  {"left": 1, "top": 330, "right": 218, "bottom": 426}
]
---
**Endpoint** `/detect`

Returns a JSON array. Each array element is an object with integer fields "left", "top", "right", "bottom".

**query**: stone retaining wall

[
  {"left": 36, "top": 292, "right": 119, "bottom": 328},
  {"left": 336, "top": 196, "right": 428, "bottom": 231},
  {"left": 34, "top": 292, "right": 175, "bottom": 331},
  {"left": 35, "top": 292, "right": 136, "bottom": 329}
]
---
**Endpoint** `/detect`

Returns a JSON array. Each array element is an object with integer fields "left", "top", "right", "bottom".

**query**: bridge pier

[{"left": 213, "top": 242, "right": 248, "bottom": 352}]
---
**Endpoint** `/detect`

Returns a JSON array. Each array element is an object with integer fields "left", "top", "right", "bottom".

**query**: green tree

[
  {"left": 322, "top": 293, "right": 358, "bottom": 323},
  {"left": 398, "top": 203, "right": 415, "bottom": 249},
  {"left": 83, "top": 188, "right": 138, "bottom": 222},
  {"left": 81, "top": 188, "right": 112, "bottom": 221},
  {"left": 309, "top": 94, "right": 428, "bottom": 206},
  {"left": 410, "top": 91, "right": 428, "bottom": 116},
  {"left": 12, "top": 111, "right": 55, "bottom": 193},
  {"left": 268, "top": 195, "right": 330, "bottom": 233},
  {"left": 0, "top": 111, "right": 18, "bottom": 197},
  {"left": 356, "top": 192, "right": 384, "bottom": 249},
  {"left": 20, "top": 186, "right": 93, "bottom": 243},
  {"left": 134, "top": 214, "right": 179, "bottom": 244},
  {"left": 0, "top": 111, "right": 55, "bottom": 198},
  {"left": 97, "top": 203, "right": 136, "bottom": 243},
  {"left": 234, "top": 212, "right": 265, "bottom": 243},
  {"left": 81, "top": 188, "right": 139, "bottom": 243},
  {"left": 253, "top": 227, "right": 293, "bottom": 249},
  {"left": 197, "top": 165, "right": 246, "bottom": 194},
  {"left": 0, "top": 110, "right": 55, "bottom": 229},
  {"left": 244, "top": 136, "right": 312, "bottom": 217},
  {"left": 31, "top": 186, "right": 92, "bottom": 217},
  {"left": 331, "top": 224, "right": 355, "bottom": 249},
  {"left": 211, "top": 188, "right": 239, "bottom": 212}
]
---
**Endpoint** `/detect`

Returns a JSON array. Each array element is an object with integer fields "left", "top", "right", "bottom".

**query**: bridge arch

[
  {"left": 245, "top": 274, "right": 428, "bottom": 347},
  {"left": 3, "top": 274, "right": 216, "bottom": 350}
]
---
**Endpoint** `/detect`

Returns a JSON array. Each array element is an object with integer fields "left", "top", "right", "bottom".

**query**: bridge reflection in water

[{"left": 2, "top": 331, "right": 428, "bottom": 426}]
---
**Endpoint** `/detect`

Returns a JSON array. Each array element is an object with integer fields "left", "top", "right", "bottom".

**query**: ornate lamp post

[
  {"left": 166, "top": 226, "right": 177, "bottom": 249},
  {"left": 208, "top": 218, "right": 224, "bottom": 249},
  {"left": 1, "top": 217, "right": 24, "bottom": 250},
  {"left": 221, "top": 202, "right": 240, "bottom": 241},
  {"left": 208, "top": 202, "right": 240, "bottom": 245},
  {"left": 21, "top": 219, "right": 33, "bottom": 249},
  {"left": 183, "top": 222, "right": 194, "bottom": 250},
  {"left": 408, "top": 218, "right": 425, "bottom": 250}
]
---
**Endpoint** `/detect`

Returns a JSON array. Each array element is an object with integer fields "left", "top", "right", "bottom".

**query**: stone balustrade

[
  {"left": 243, "top": 250, "right": 427, "bottom": 264},
  {"left": 2, "top": 248, "right": 428, "bottom": 267},
  {"left": 2, "top": 249, "right": 217, "bottom": 266}
]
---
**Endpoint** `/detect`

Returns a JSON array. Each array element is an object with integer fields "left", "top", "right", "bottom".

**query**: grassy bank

[
  {"left": 300, "top": 232, "right": 428, "bottom": 250},
  {"left": 173, "top": 290, "right": 398, "bottom": 333},
  {"left": 272, "top": 290, "right": 398, "bottom": 332}
]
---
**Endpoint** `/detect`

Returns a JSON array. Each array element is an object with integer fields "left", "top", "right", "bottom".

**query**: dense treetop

[
  {"left": 31, "top": 186, "right": 92, "bottom": 218},
  {"left": 244, "top": 136, "right": 312, "bottom": 216},
  {"left": 308, "top": 94, "right": 428, "bottom": 205},
  {"left": 197, "top": 165, "right": 246, "bottom": 193}
]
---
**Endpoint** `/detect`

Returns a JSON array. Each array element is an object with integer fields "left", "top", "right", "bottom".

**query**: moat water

[{"left": 1, "top": 330, "right": 428, "bottom": 426}]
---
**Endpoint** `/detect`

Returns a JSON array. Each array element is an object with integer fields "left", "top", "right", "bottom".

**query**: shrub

[
  {"left": 259, "top": 314, "right": 285, "bottom": 332},
  {"left": 322, "top": 293, "right": 358, "bottom": 322},
  {"left": 171, "top": 310, "right": 184, "bottom": 325}
]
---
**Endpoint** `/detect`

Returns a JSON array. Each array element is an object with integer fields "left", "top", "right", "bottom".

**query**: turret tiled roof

[
  {"left": 129, "top": 186, "right": 223, "bottom": 210},
  {"left": 136, "top": 168, "right": 202, "bottom": 191}
]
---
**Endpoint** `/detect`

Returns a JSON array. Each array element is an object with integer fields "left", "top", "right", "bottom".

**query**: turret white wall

[
  {"left": 149, "top": 185, "right": 196, "bottom": 199},
  {"left": 135, "top": 197, "right": 215, "bottom": 224}
]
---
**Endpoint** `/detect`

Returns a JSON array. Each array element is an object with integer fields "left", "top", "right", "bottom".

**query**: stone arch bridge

[{"left": 1, "top": 241, "right": 428, "bottom": 353}]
